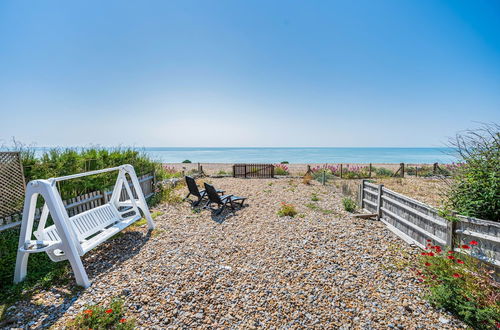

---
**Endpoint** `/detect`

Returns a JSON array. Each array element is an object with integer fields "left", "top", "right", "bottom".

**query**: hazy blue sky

[{"left": 1, "top": 0, "right": 499, "bottom": 147}]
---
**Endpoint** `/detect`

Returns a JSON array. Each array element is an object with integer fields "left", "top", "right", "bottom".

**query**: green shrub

[
  {"left": 342, "top": 197, "right": 357, "bottom": 212},
  {"left": 312, "top": 169, "right": 334, "bottom": 183},
  {"left": 217, "top": 170, "right": 228, "bottom": 175},
  {"left": 6, "top": 145, "right": 162, "bottom": 200},
  {"left": 277, "top": 202, "right": 298, "bottom": 217},
  {"left": 374, "top": 167, "right": 393, "bottom": 177},
  {"left": 418, "top": 241, "right": 500, "bottom": 329},
  {"left": 68, "top": 298, "right": 135, "bottom": 329},
  {"left": 182, "top": 159, "right": 192, "bottom": 163},
  {"left": 280, "top": 161, "right": 289, "bottom": 164},
  {"left": 311, "top": 193, "right": 320, "bottom": 201},
  {"left": 447, "top": 124, "right": 499, "bottom": 221}
]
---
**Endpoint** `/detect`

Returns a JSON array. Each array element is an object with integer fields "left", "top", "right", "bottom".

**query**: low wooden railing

[{"left": 359, "top": 180, "right": 500, "bottom": 269}]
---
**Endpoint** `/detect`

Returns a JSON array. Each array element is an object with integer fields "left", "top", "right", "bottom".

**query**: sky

[{"left": 0, "top": 0, "right": 499, "bottom": 147}]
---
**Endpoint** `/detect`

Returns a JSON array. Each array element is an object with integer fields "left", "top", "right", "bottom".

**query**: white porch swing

[{"left": 14, "top": 164, "right": 155, "bottom": 288}]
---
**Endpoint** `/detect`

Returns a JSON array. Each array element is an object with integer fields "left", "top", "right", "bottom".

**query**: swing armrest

[{"left": 19, "top": 240, "right": 61, "bottom": 253}]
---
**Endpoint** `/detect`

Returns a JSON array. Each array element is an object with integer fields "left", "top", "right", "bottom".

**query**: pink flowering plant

[
  {"left": 274, "top": 164, "right": 289, "bottom": 175},
  {"left": 416, "top": 240, "right": 499, "bottom": 328}
]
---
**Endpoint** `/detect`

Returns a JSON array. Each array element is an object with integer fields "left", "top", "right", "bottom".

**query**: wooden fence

[
  {"left": 233, "top": 164, "right": 274, "bottom": 178},
  {"left": 0, "top": 173, "right": 155, "bottom": 232},
  {"left": 359, "top": 180, "right": 500, "bottom": 269}
]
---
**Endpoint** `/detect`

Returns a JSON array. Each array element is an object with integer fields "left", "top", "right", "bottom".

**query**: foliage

[
  {"left": 6, "top": 144, "right": 162, "bottom": 201},
  {"left": 274, "top": 164, "right": 289, "bottom": 175},
  {"left": 405, "top": 165, "right": 434, "bottom": 177},
  {"left": 311, "top": 193, "right": 320, "bottom": 201},
  {"left": 161, "top": 166, "right": 182, "bottom": 179},
  {"left": 67, "top": 298, "right": 135, "bottom": 329},
  {"left": 182, "top": 160, "right": 192, "bottom": 163},
  {"left": 152, "top": 183, "right": 184, "bottom": 205},
  {"left": 374, "top": 167, "right": 394, "bottom": 177},
  {"left": 342, "top": 197, "right": 357, "bottom": 212},
  {"left": 417, "top": 240, "right": 500, "bottom": 329},
  {"left": 277, "top": 202, "right": 298, "bottom": 217},
  {"left": 311, "top": 168, "right": 335, "bottom": 183},
  {"left": 341, "top": 165, "right": 369, "bottom": 179},
  {"left": 0, "top": 227, "right": 73, "bottom": 319},
  {"left": 280, "top": 161, "right": 289, "bottom": 164},
  {"left": 447, "top": 124, "right": 499, "bottom": 221},
  {"left": 217, "top": 170, "right": 229, "bottom": 175}
]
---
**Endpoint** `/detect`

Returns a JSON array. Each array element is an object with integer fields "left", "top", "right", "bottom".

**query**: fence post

[
  {"left": 415, "top": 166, "right": 418, "bottom": 177},
  {"left": 446, "top": 220, "right": 457, "bottom": 249},
  {"left": 233, "top": 165, "right": 235, "bottom": 178},
  {"left": 400, "top": 163, "right": 405, "bottom": 178},
  {"left": 359, "top": 179, "right": 366, "bottom": 209},
  {"left": 369, "top": 163, "right": 372, "bottom": 178},
  {"left": 322, "top": 170, "right": 326, "bottom": 185},
  {"left": 376, "top": 184, "right": 384, "bottom": 220},
  {"left": 340, "top": 164, "right": 343, "bottom": 179},
  {"left": 433, "top": 163, "right": 438, "bottom": 175}
]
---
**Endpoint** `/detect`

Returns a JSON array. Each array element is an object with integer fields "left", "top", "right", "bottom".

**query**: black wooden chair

[
  {"left": 184, "top": 176, "right": 223, "bottom": 206},
  {"left": 203, "top": 183, "right": 246, "bottom": 215}
]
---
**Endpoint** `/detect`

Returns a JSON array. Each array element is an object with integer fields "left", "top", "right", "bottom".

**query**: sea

[
  {"left": 141, "top": 147, "right": 456, "bottom": 164},
  {"left": 19, "top": 147, "right": 456, "bottom": 164}
]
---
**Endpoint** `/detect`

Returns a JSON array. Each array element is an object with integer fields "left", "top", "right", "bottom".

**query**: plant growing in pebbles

[
  {"left": 277, "top": 202, "right": 298, "bottom": 217},
  {"left": 342, "top": 197, "right": 357, "bottom": 212},
  {"left": 417, "top": 240, "right": 500, "bottom": 329},
  {"left": 67, "top": 298, "right": 135, "bottom": 329}
]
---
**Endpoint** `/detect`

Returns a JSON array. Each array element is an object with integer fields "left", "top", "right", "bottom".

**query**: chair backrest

[
  {"left": 69, "top": 204, "right": 120, "bottom": 242},
  {"left": 185, "top": 176, "right": 202, "bottom": 198},
  {"left": 204, "top": 183, "right": 223, "bottom": 204}
]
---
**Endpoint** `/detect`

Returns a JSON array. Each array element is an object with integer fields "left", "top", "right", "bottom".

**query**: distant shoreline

[{"left": 163, "top": 162, "right": 439, "bottom": 176}]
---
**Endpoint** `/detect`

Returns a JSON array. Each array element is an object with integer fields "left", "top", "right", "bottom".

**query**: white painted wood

[{"left": 14, "top": 164, "right": 155, "bottom": 288}]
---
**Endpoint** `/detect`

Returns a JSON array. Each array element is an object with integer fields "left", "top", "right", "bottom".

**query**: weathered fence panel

[
  {"left": 0, "top": 152, "right": 26, "bottom": 231},
  {"left": 0, "top": 172, "right": 155, "bottom": 232},
  {"left": 359, "top": 180, "right": 500, "bottom": 268},
  {"left": 455, "top": 216, "right": 500, "bottom": 267},
  {"left": 233, "top": 164, "right": 274, "bottom": 178}
]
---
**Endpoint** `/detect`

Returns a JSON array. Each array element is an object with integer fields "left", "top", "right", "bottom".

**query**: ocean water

[{"left": 142, "top": 147, "right": 457, "bottom": 164}]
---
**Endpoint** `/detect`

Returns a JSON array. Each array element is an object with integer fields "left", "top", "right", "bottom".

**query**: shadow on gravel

[
  {"left": 1, "top": 229, "right": 152, "bottom": 329},
  {"left": 209, "top": 203, "right": 248, "bottom": 224}
]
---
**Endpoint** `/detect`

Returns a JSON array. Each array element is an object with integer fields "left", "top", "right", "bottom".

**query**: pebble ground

[{"left": 3, "top": 178, "right": 464, "bottom": 329}]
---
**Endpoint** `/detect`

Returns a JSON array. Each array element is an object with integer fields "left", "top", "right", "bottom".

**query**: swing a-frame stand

[{"left": 14, "top": 164, "right": 155, "bottom": 288}]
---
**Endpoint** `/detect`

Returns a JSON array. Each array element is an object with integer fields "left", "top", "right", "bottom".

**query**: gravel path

[{"left": 4, "top": 178, "right": 463, "bottom": 329}]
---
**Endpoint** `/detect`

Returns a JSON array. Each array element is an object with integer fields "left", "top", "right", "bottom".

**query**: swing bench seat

[
  {"left": 14, "top": 164, "right": 155, "bottom": 288},
  {"left": 21, "top": 203, "right": 141, "bottom": 258}
]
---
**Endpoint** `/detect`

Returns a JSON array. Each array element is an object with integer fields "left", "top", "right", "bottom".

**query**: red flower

[
  {"left": 447, "top": 256, "right": 455, "bottom": 260},
  {"left": 426, "top": 243, "right": 431, "bottom": 247},
  {"left": 447, "top": 251, "right": 454, "bottom": 254},
  {"left": 426, "top": 239, "right": 431, "bottom": 242},
  {"left": 417, "top": 278, "right": 423, "bottom": 282},
  {"left": 105, "top": 309, "right": 113, "bottom": 314},
  {"left": 120, "top": 318, "right": 126, "bottom": 323},
  {"left": 425, "top": 262, "right": 431, "bottom": 267},
  {"left": 452, "top": 273, "right": 461, "bottom": 278},
  {"left": 470, "top": 240, "right": 478, "bottom": 246},
  {"left": 461, "top": 245, "right": 470, "bottom": 249},
  {"left": 421, "top": 252, "right": 427, "bottom": 256},
  {"left": 457, "top": 259, "right": 464, "bottom": 264},
  {"left": 427, "top": 252, "right": 435, "bottom": 257},
  {"left": 84, "top": 310, "right": 93, "bottom": 316}
]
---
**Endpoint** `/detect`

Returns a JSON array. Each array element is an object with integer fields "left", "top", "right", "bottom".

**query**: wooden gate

[{"left": 233, "top": 164, "right": 274, "bottom": 178}]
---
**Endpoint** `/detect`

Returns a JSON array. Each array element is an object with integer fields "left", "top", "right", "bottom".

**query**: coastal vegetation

[
  {"left": 418, "top": 241, "right": 499, "bottom": 329},
  {"left": 446, "top": 124, "right": 499, "bottom": 222}
]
